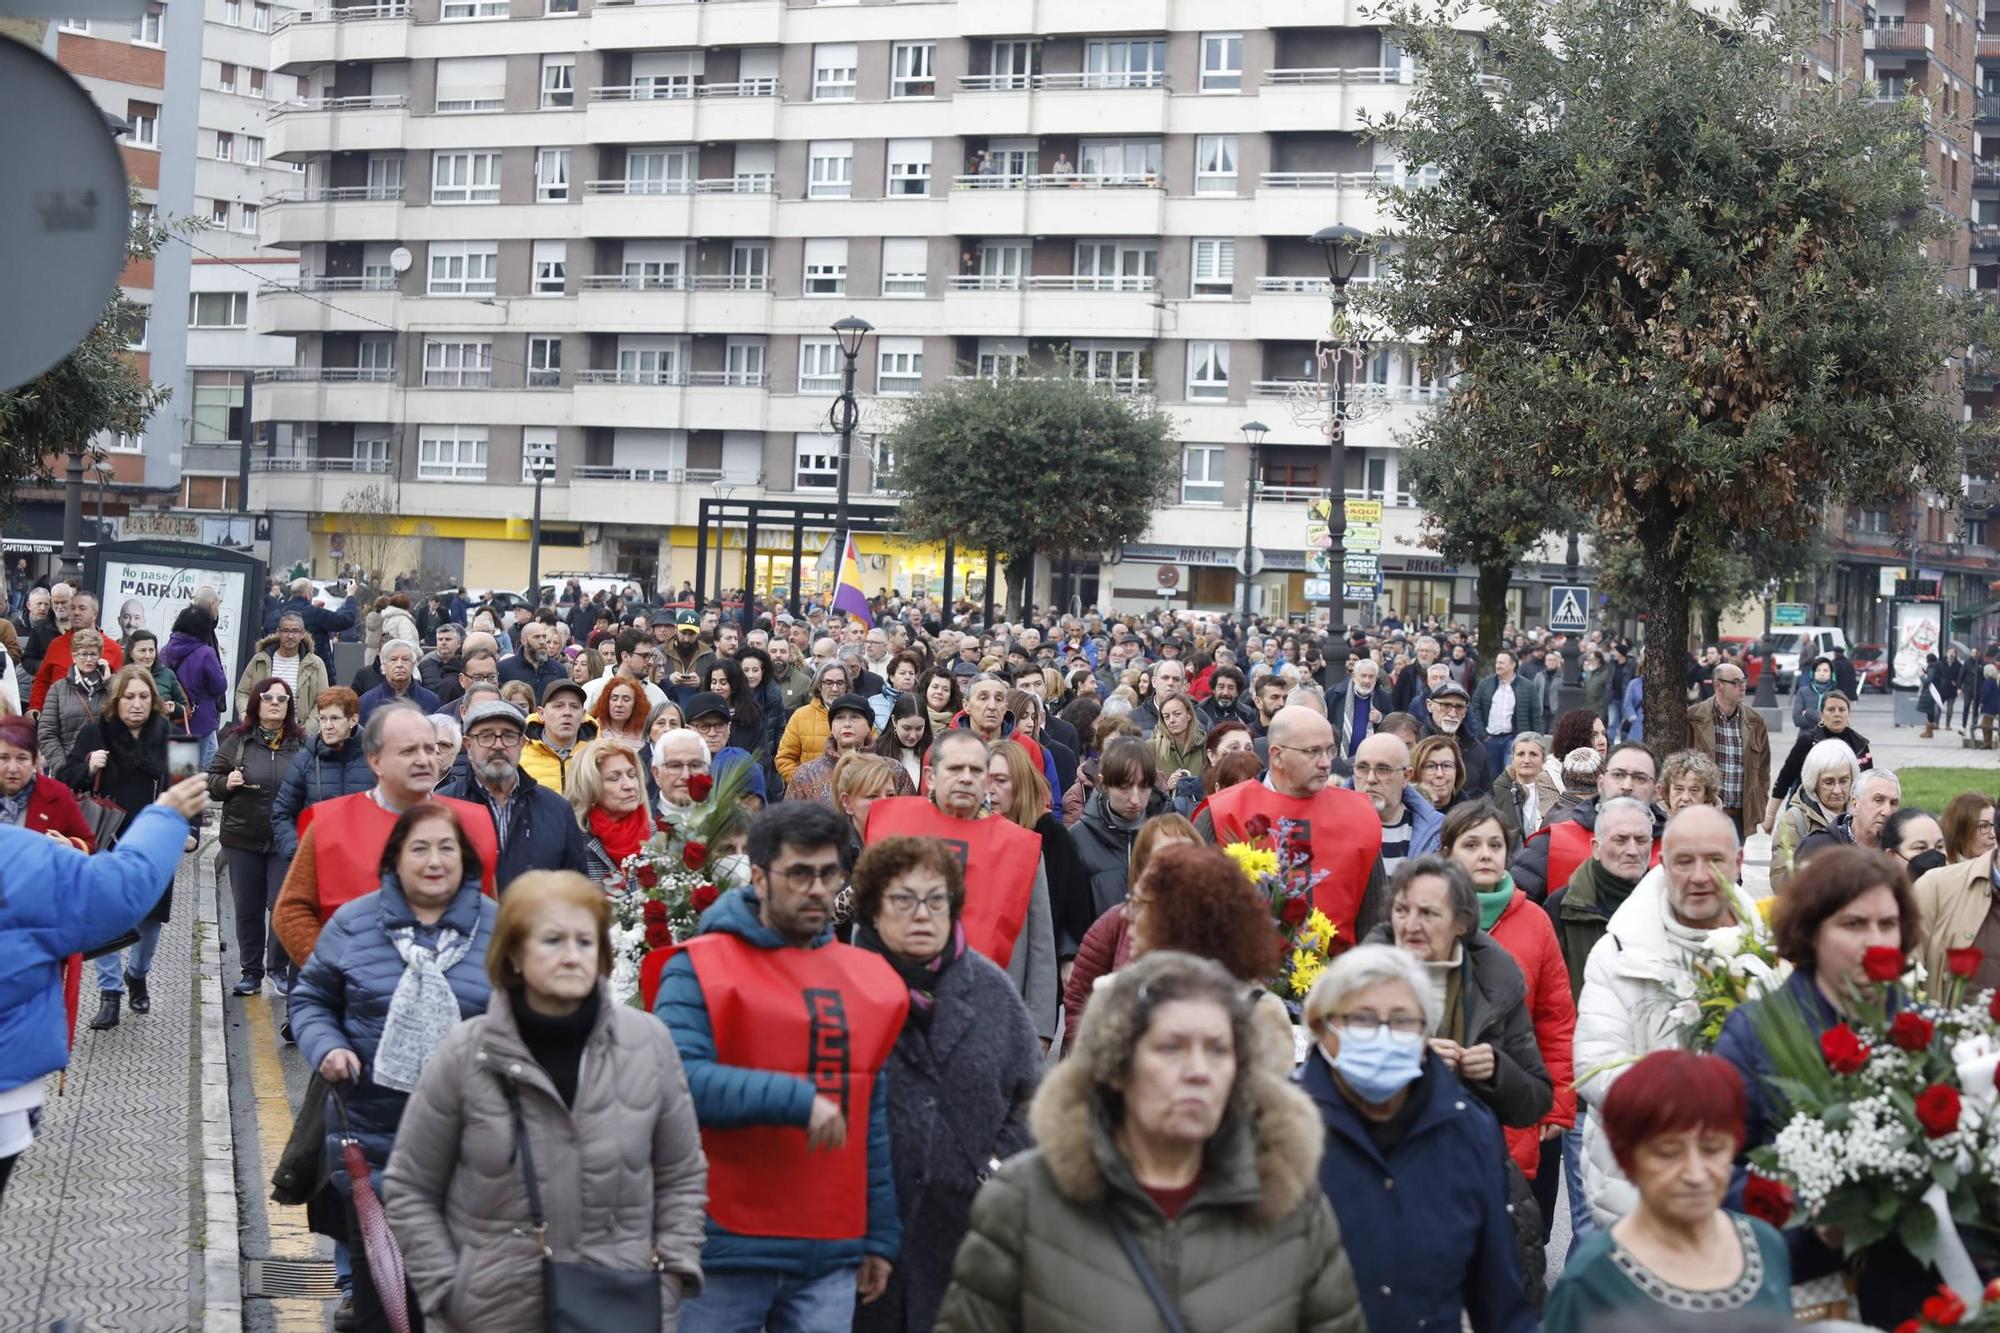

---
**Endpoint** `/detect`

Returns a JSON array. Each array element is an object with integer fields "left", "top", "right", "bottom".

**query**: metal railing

[
  {"left": 590, "top": 79, "right": 778, "bottom": 101},
  {"left": 958, "top": 71, "right": 1167, "bottom": 92},
  {"left": 581, "top": 274, "right": 773, "bottom": 292},
  {"left": 1258, "top": 170, "right": 1377, "bottom": 190},
  {"left": 267, "top": 93, "right": 407, "bottom": 117},
  {"left": 1976, "top": 161, "right": 2000, "bottom": 185},
  {"left": 570, "top": 466, "right": 766, "bottom": 484},
  {"left": 1256, "top": 276, "right": 1333, "bottom": 293},
  {"left": 263, "top": 275, "right": 399, "bottom": 293},
  {"left": 950, "top": 172, "right": 1163, "bottom": 191},
  {"left": 264, "top": 184, "right": 404, "bottom": 205},
  {"left": 254, "top": 367, "right": 395, "bottom": 383},
  {"left": 945, "top": 275, "right": 1158, "bottom": 292},
  {"left": 1265, "top": 66, "right": 1409, "bottom": 86},
  {"left": 275, "top": 2, "right": 410, "bottom": 29},
  {"left": 573, "top": 370, "right": 769, "bottom": 387},
  {"left": 1864, "top": 18, "right": 1932, "bottom": 49},
  {"left": 583, "top": 175, "right": 775, "bottom": 196},
  {"left": 253, "top": 456, "right": 393, "bottom": 473}
]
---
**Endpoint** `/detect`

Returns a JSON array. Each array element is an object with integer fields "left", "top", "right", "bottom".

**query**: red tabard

[
  {"left": 1204, "top": 782, "right": 1382, "bottom": 944},
  {"left": 684, "top": 932, "right": 909, "bottom": 1240},
  {"left": 862, "top": 796, "right": 1037, "bottom": 968},
  {"left": 1533, "top": 818, "right": 1660, "bottom": 895},
  {"left": 306, "top": 792, "right": 501, "bottom": 910}
]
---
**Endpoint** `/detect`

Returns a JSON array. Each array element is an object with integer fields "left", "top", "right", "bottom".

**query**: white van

[{"left": 1768, "top": 626, "right": 1850, "bottom": 691}]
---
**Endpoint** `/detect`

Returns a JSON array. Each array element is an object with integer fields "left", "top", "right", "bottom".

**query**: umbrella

[{"left": 331, "top": 1086, "right": 411, "bottom": 1333}]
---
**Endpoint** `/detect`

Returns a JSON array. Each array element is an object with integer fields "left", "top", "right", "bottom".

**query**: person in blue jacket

[
  {"left": 1302, "top": 942, "right": 1540, "bottom": 1333},
  {"left": 656, "top": 801, "right": 902, "bottom": 1332},
  {"left": 0, "top": 775, "right": 209, "bottom": 1205},
  {"left": 270, "top": 686, "right": 373, "bottom": 862}
]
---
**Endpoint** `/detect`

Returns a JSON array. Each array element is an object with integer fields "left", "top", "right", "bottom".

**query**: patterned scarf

[{"left": 372, "top": 886, "right": 477, "bottom": 1092}]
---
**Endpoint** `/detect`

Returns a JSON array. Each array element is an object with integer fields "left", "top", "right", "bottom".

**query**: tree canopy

[{"left": 1367, "top": 0, "right": 1996, "bottom": 751}]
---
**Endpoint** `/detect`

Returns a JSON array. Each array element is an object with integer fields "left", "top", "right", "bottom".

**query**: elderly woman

[
  {"left": 1914, "top": 806, "right": 2000, "bottom": 991},
  {"left": 1941, "top": 789, "right": 1996, "bottom": 864},
  {"left": 937, "top": 951, "right": 1366, "bottom": 1332},
  {"left": 1544, "top": 1050, "right": 1789, "bottom": 1331},
  {"left": 1768, "top": 736, "right": 1859, "bottom": 893},
  {"left": 567, "top": 738, "right": 649, "bottom": 889},
  {"left": 1303, "top": 944, "right": 1538, "bottom": 1333},
  {"left": 1660, "top": 748, "right": 1723, "bottom": 814},
  {"left": 1489, "top": 733, "right": 1548, "bottom": 838},
  {"left": 209, "top": 675, "right": 306, "bottom": 996},
  {"left": 1411, "top": 734, "right": 1468, "bottom": 815},
  {"left": 1061, "top": 812, "right": 1198, "bottom": 1041},
  {"left": 1766, "top": 689, "right": 1870, "bottom": 830},
  {"left": 849, "top": 838, "right": 1041, "bottom": 1333},
  {"left": 1364, "top": 856, "right": 1553, "bottom": 1130},
  {"left": 37, "top": 626, "right": 108, "bottom": 775},
  {"left": 1715, "top": 846, "right": 1927, "bottom": 1325},
  {"left": 384, "top": 871, "right": 706, "bottom": 1332},
  {"left": 289, "top": 801, "right": 497, "bottom": 1333}
]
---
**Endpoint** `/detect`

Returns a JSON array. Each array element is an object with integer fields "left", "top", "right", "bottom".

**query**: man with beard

[
  {"left": 1348, "top": 733, "right": 1443, "bottom": 881},
  {"left": 1420, "top": 681, "right": 1491, "bottom": 793},
  {"left": 1199, "top": 664, "right": 1253, "bottom": 729},
  {"left": 436, "top": 699, "right": 590, "bottom": 888}
]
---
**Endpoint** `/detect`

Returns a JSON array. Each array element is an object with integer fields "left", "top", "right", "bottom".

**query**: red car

[
  {"left": 1850, "top": 643, "right": 1890, "bottom": 694},
  {"left": 1718, "top": 636, "right": 1764, "bottom": 689}
]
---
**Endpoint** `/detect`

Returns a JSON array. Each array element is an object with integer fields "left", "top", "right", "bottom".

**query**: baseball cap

[
  {"left": 463, "top": 699, "right": 527, "bottom": 733},
  {"left": 540, "top": 678, "right": 586, "bottom": 707},
  {"left": 685, "top": 691, "right": 730, "bottom": 723},
  {"left": 828, "top": 692, "right": 874, "bottom": 722},
  {"left": 675, "top": 609, "right": 699, "bottom": 628}
]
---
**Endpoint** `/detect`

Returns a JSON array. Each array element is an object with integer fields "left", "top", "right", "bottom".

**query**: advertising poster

[
  {"left": 99, "top": 558, "right": 250, "bottom": 685},
  {"left": 1891, "top": 601, "right": 1941, "bottom": 691}
]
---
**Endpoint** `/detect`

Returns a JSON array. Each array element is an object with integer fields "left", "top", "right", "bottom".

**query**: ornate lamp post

[
  {"left": 1309, "top": 223, "right": 1371, "bottom": 679},
  {"left": 829, "top": 315, "right": 872, "bottom": 542},
  {"left": 1238, "top": 420, "right": 1268, "bottom": 625}
]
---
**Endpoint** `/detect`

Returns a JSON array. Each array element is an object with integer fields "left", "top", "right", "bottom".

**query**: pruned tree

[
  {"left": 336, "top": 483, "right": 414, "bottom": 591},
  {"left": 884, "top": 368, "right": 1180, "bottom": 618},
  {"left": 1367, "top": 0, "right": 1997, "bottom": 752}
]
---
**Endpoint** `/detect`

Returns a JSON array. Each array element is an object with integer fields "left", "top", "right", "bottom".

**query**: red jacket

[
  {"left": 31, "top": 631, "right": 123, "bottom": 714},
  {"left": 21, "top": 776, "right": 95, "bottom": 850},
  {"left": 1062, "top": 903, "right": 1135, "bottom": 1044},
  {"left": 1487, "top": 887, "right": 1577, "bottom": 1176}
]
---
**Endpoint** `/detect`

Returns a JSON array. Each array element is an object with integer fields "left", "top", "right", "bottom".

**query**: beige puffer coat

[{"left": 383, "top": 981, "right": 708, "bottom": 1332}]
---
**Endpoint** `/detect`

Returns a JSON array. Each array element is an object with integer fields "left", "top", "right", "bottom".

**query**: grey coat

[
  {"left": 854, "top": 944, "right": 1042, "bottom": 1333},
  {"left": 37, "top": 670, "right": 105, "bottom": 774},
  {"left": 384, "top": 980, "right": 708, "bottom": 1332}
]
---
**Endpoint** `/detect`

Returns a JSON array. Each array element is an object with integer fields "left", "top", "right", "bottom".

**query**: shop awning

[{"left": 1950, "top": 598, "right": 2000, "bottom": 625}]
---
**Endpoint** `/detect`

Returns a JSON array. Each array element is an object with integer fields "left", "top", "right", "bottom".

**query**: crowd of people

[{"left": 4, "top": 569, "right": 2000, "bottom": 1331}]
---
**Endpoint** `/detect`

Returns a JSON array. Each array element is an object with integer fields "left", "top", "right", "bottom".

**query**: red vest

[
  {"left": 1535, "top": 817, "right": 1661, "bottom": 896},
  {"left": 684, "top": 932, "right": 908, "bottom": 1240},
  {"left": 1204, "top": 781, "right": 1382, "bottom": 945},
  {"left": 863, "top": 796, "right": 1038, "bottom": 968},
  {"left": 305, "top": 791, "right": 501, "bottom": 909}
]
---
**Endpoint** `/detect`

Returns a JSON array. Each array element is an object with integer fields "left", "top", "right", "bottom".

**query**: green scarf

[{"left": 1476, "top": 875, "right": 1516, "bottom": 932}]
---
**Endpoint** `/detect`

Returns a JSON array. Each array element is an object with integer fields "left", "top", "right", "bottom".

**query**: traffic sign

[
  {"left": 1345, "top": 499, "right": 1384, "bottom": 525},
  {"left": 1548, "top": 584, "right": 1590, "bottom": 633},
  {"left": 1232, "top": 546, "right": 1266, "bottom": 577},
  {"left": 1155, "top": 564, "right": 1180, "bottom": 588},
  {"left": 1345, "top": 524, "right": 1383, "bottom": 552},
  {"left": 1772, "top": 602, "right": 1809, "bottom": 627},
  {"left": 1304, "top": 577, "right": 1331, "bottom": 601}
]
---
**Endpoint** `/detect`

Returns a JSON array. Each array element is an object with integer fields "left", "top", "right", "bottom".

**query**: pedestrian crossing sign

[{"left": 1548, "top": 585, "right": 1589, "bottom": 633}]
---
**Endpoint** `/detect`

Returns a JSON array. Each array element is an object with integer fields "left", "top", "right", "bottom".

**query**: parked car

[
  {"left": 1850, "top": 642, "right": 1890, "bottom": 694},
  {"left": 1767, "top": 625, "right": 1851, "bottom": 692},
  {"left": 1718, "top": 636, "right": 1765, "bottom": 690}
]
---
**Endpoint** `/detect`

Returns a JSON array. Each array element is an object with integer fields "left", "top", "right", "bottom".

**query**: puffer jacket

[
  {"left": 36, "top": 669, "right": 106, "bottom": 773},
  {"left": 1769, "top": 791, "right": 1840, "bottom": 895},
  {"left": 934, "top": 1023, "right": 1366, "bottom": 1333},
  {"left": 234, "top": 635, "right": 329, "bottom": 726},
  {"left": 519, "top": 714, "right": 598, "bottom": 794},
  {"left": 271, "top": 728, "right": 374, "bottom": 860},
  {"left": 206, "top": 725, "right": 305, "bottom": 851},
  {"left": 162, "top": 630, "right": 229, "bottom": 737},
  {"left": 1066, "top": 789, "right": 1155, "bottom": 935},
  {"left": 774, "top": 697, "right": 830, "bottom": 784},
  {"left": 287, "top": 874, "right": 496, "bottom": 1194},
  {"left": 384, "top": 982, "right": 708, "bottom": 1332},
  {"left": 1485, "top": 886, "right": 1577, "bottom": 1177},
  {"left": 435, "top": 768, "right": 591, "bottom": 891}
]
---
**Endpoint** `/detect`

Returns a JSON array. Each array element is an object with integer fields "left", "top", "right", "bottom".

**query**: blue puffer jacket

[
  {"left": 0, "top": 805, "right": 191, "bottom": 1093},
  {"left": 271, "top": 730, "right": 374, "bottom": 860},
  {"left": 288, "top": 874, "right": 495, "bottom": 1194},
  {"left": 655, "top": 886, "right": 900, "bottom": 1277}
]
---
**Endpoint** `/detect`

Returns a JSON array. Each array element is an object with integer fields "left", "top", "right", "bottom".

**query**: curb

[{"left": 194, "top": 841, "right": 244, "bottom": 1333}]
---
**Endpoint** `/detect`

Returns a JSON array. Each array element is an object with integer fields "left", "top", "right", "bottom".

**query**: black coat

[
  {"left": 64, "top": 714, "right": 172, "bottom": 922},
  {"left": 1067, "top": 790, "right": 1151, "bottom": 949},
  {"left": 436, "top": 768, "right": 589, "bottom": 891},
  {"left": 1770, "top": 722, "right": 1871, "bottom": 803},
  {"left": 207, "top": 726, "right": 305, "bottom": 852},
  {"left": 1032, "top": 811, "right": 1091, "bottom": 958}
]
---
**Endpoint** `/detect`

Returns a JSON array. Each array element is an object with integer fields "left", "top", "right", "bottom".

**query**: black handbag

[
  {"left": 1106, "top": 1204, "right": 1189, "bottom": 1333},
  {"left": 502, "top": 1078, "right": 663, "bottom": 1333},
  {"left": 271, "top": 1071, "right": 332, "bottom": 1207}
]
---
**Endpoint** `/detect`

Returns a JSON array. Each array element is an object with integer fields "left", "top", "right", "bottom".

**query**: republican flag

[{"left": 831, "top": 532, "right": 874, "bottom": 627}]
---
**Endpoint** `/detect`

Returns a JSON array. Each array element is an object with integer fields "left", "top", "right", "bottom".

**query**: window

[
  {"left": 418, "top": 426, "right": 489, "bottom": 481},
  {"left": 442, "top": 0, "right": 508, "bottom": 16},
  {"left": 624, "top": 147, "right": 694, "bottom": 194},
  {"left": 545, "top": 0, "right": 578, "bottom": 11},
  {"left": 1192, "top": 238, "right": 1234, "bottom": 297},
  {"left": 536, "top": 147, "right": 571, "bottom": 202},
  {"left": 367, "top": 154, "right": 405, "bottom": 196},
  {"left": 135, "top": 4, "right": 163, "bottom": 46},
  {"left": 1072, "top": 342, "right": 1151, "bottom": 392},
  {"left": 523, "top": 429, "right": 559, "bottom": 481},
  {"left": 892, "top": 43, "right": 936, "bottom": 98},
  {"left": 435, "top": 57, "right": 507, "bottom": 113},
  {"left": 795, "top": 434, "right": 839, "bottom": 489},
  {"left": 253, "top": 2, "right": 271, "bottom": 30},
  {"left": 218, "top": 63, "right": 239, "bottom": 95},
  {"left": 532, "top": 240, "right": 566, "bottom": 296},
  {"left": 986, "top": 40, "right": 1039, "bottom": 90},
  {"left": 427, "top": 241, "right": 499, "bottom": 295},
  {"left": 222, "top": 1, "right": 239, "bottom": 24},
  {"left": 541, "top": 54, "right": 576, "bottom": 109},
  {"left": 1084, "top": 39, "right": 1165, "bottom": 89},
  {"left": 976, "top": 339, "right": 1024, "bottom": 380},
  {"left": 1187, "top": 341, "right": 1229, "bottom": 400},
  {"left": 188, "top": 292, "right": 249, "bottom": 328},
  {"left": 424, "top": 340, "right": 494, "bottom": 387},
  {"left": 808, "top": 142, "right": 853, "bottom": 199},
  {"left": 129, "top": 102, "right": 159, "bottom": 149},
  {"left": 1079, "top": 138, "right": 1161, "bottom": 184},
  {"left": 724, "top": 338, "right": 766, "bottom": 385},
  {"left": 432, "top": 151, "right": 501, "bottom": 204},
  {"left": 1181, "top": 446, "right": 1224, "bottom": 504},
  {"left": 59, "top": 16, "right": 88, "bottom": 31},
  {"left": 528, "top": 336, "right": 563, "bottom": 388},
  {"left": 632, "top": 50, "right": 702, "bottom": 99},
  {"left": 243, "top": 136, "right": 264, "bottom": 165},
  {"left": 358, "top": 336, "right": 395, "bottom": 378},
  {"left": 803, "top": 238, "right": 848, "bottom": 296},
  {"left": 1195, "top": 135, "right": 1238, "bottom": 194},
  {"left": 215, "top": 131, "right": 234, "bottom": 162},
  {"left": 799, "top": 339, "right": 841, "bottom": 393},
  {"left": 881, "top": 238, "right": 926, "bottom": 296},
  {"left": 1201, "top": 33, "right": 1244, "bottom": 92},
  {"left": 617, "top": 339, "right": 685, "bottom": 384},
  {"left": 1074, "top": 240, "right": 1157, "bottom": 289},
  {"left": 236, "top": 203, "right": 259, "bottom": 235},
  {"left": 118, "top": 304, "right": 150, "bottom": 350},
  {"left": 886, "top": 139, "right": 932, "bottom": 196},
  {"left": 250, "top": 69, "right": 267, "bottom": 99},
  {"left": 730, "top": 242, "right": 770, "bottom": 289},
  {"left": 209, "top": 198, "right": 230, "bottom": 228},
  {"left": 869, "top": 435, "right": 896, "bottom": 492},
  {"left": 877, "top": 337, "right": 923, "bottom": 395},
  {"left": 813, "top": 43, "right": 857, "bottom": 101},
  {"left": 621, "top": 241, "right": 687, "bottom": 288}
]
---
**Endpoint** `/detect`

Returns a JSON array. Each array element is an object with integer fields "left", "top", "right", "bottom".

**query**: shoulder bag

[
  {"left": 502, "top": 1077, "right": 663, "bottom": 1333},
  {"left": 77, "top": 764, "right": 126, "bottom": 853},
  {"left": 1106, "top": 1204, "right": 1189, "bottom": 1333}
]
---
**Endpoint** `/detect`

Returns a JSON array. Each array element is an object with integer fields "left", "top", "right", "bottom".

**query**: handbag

[
  {"left": 78, "top": 770, "right": 126, "bottom": 852},
  {"left": 1106, "top": 1204, "right": 1189, "bottom": 1333},
  {"left": 271, "top": 1071, "right": 332, "bottom": 1207},
  {"left": 502, "top": 1077, "right": 663, "bottom": 1333}
]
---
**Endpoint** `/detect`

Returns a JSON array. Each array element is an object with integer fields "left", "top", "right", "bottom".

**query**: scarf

[
  {"left": 926, "top": 706, "right": 956, "bottom": 737},
  {"left": 1476, "top": 877, "right": 1516, "bottom": 933},
  {"left": 372, "top": 878, "right": 479, "bottom": 1093},
  {"left": 588, "top": 803, "right": 652, "bottom": 868},
  {"left": 856, "top": 918, "right": 965, "bottom": 1027},
  {"left": 1581, "top": 856, "right": 1641, "bottom": 918}
]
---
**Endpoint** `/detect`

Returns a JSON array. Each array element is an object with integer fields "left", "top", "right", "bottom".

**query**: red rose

[
  {"left": 1895, "top": 1322, "right": 1920, "bottom": 1333},
  {"left": 682, "top": 841, "right": 708, "bottom": 871},
  {"left": 687, "top": 772, "right": 715, "bottom": 802},
  {"left": 1244, "top": 814, "right": 1271, "bottom": 838},
  {"left": 691, "top": 884, "right": 720, "bottom": 913},
  {"left": 1889, "top": 1011, "right": 1936, "bottom": 1053},
  {"left": 1819, "top": 1023, "right": 1870, "bottom": 1075},
  {"left": 1946, "top": 946, "right": 1984, "bottom": 978},
  {"left": 641, "top": 898, "right": 667, "bottom": 924},
  {"left": 1991, "top": 990, "right": 2000, "bottom": 1023},
  {"left": 635, "top": 863, "right": 659, "bottom": 890},
  {"left": 1741, "top": 1173, "right": 1794, "bottom": 1228},
  {"left": 1922, "top": 1286, "right": 1968, "bottom": 1325},
  {"left": 1862, "top": 946, "right": 1905, "bottom": 984},
  {"left": 1915, "top": 1084, "right": 1962, "bottom": 1139},
  {"left": 654, "top": 817, "right": 671, "bottom": 835},
  {"left": 1985, "top": 1276, "right": 2000, "bottom": 1303},
  {"left": 644, "top": 922, "right": 671, "bottom": 949},
  {"left": 1281, "top": 896, "right": 1310, "bottom": 927}
]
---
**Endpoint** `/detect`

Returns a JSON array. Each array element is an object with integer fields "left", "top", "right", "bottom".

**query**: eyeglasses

[
  {"left": 1326, "top": 1012, "right": 1427, "bottom": 1037},
  {"left": 464, "top": 674, "right": 499, "bottom": 687},
  {"left": 1351, "top": 762, "right": 1406, "bottom": 779},
  {"left": 882, "top": 890, "right": 951, "bottom": 917},
  {"left": 1603, "top": 768, "right": 1653, "bottom": 784},
  {"left": 767, "top": 863, "right": 844, "bottom": 890},
  {"left": 1419, "top": 759, "right": 1457, "bottom": 775},
  {"left": 466, "top": 730, "right": 521, "bottom": 748},
  {"left": 656, "top": 759, "right": 705, "bottom": 774},
  {"left": 1274, "top": 743, "right": 1336, "bottom": 762}
]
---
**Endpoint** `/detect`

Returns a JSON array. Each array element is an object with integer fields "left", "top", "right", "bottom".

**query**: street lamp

[
  {"left": 829, "top": 316, "right": 872, "bottom": 544},
  {"left": 58, "top": 443, "right": 87, "bottom": 582},
  {"left": 92, "top": 452, "right": 112, "bottom": 544},
  {"left": 525, "top": 455, "right": 556, "bottom": 606},
  {"left": 1312, "top": 223, "right": 1368, "bottom": 676},
  {"left": 1239, "top": 420, "right": 1268, "bottom": 625}
]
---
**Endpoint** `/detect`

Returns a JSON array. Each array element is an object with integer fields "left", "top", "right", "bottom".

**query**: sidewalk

[{"left": 0, "top": 841, "right": 239, "bottom": 1333}]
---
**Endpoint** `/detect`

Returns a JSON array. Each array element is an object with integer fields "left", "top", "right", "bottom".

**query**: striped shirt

[{"left": 1379, "top": 810, "right": 1414, "bottom": 880}]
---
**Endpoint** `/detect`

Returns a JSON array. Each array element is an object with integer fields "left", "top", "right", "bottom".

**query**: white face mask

[{"left": 713, "top": 853, "right": 752, "bottom": 889}]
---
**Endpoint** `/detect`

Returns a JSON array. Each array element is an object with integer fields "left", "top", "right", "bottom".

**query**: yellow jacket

[
  {"left": 518, "top": 713, "right": 597, "bottom": 797},
  {"left": 775, "top": 699, "right": 829, "bottom": 784}
]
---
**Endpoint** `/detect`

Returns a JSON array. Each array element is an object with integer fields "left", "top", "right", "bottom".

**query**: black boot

[
  {"left": 127, "top": 974, "right": 151, "bottom": 1014},
  {"left": 88, "top": 991, "right": 121, "bottom": 1030}
]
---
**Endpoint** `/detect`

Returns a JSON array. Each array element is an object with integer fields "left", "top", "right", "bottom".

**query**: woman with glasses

[
  {"left": 1304, "top": 943, "right": 1539, "bottom": 1333},
  {"left": 1941, "top": 790, "right": 1996, "bottom": 864},
  {"left": 850, "top": 837, "right": 1040, "bottom": 1333},
  {"left": 775, "top": 660, "right": 851, "bottom": 785},
  {"left": 1411, "top": 734, "right": 1470, "bottom": 814},
  {"left": 209, "top": 676, "right": 306, "bottom": 996}
]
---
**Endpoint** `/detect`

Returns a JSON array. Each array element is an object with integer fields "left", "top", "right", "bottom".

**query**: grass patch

[{"left": 1898, "top": 767, "right": 1999, "bottom": 813}]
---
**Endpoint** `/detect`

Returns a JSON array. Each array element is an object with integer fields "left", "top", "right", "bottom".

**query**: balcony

[
  {"left": 957, "top": 0, "right": 1166, "bottom": 35},
  {"left": 579, "top": 175, "right": 776, "bottom": 237},
  {"left": 255, "top": 278, "right": 403, "bottom": 334},
  {"left": 591, "top": 0, "right": 781, "bottom": 50},
  {"left": 1864, "top": 20, "right": 1934, "bottom": 52},
  {"left": 571, "top": 372, "right": 770, "bottom": 429},
  {"left": 254, "top": 374, "right": 401, "bottom": 422},
  {"left": 265, "top": 96, "right": 408, "bottom": 159},
  {"left": 1261, "top": 67, "right": 1412, "bottom": 133},
  {"left": 571, "top": 466, "right": 763, "bottom": 484},
  {"left": 253, "top": 457, "right": 392, "bottom": 473},
  {"left": 270, "top": 3, "right": 410, "bottom": 71},
  {"left": 1978, "top": 161, "right": 2000, "bottom": 188},
  {"left": 941, "top": 275, "right": 1164, "bottom": 337},
  {"left": 585, "top": 80, "right": 781, "bottom": 143},
  {"left": 1980, "top": 98, "right": 2000, "bottom": 122},
  {"left": 946, "top": 173, "right": 1166, "bottom": 238},
  {"left": 252, "top": 367, "right": 396, "bottom": 384},
  {"left": 952, "top": 72, "right": 1170, "bottom": 137},
  {"left": 1254, "top": 171, "right": 1383, "bottom": 235},
  {"left": 1975, "top": 224, "right": 2000, "bottom": 253},
  {"left": 262, "top": 186, "right": 403, "bottom": 247}
]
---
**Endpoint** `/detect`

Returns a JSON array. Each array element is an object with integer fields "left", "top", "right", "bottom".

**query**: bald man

[
  {"left": 1195, "top": 705, "right": 1385, "bottom": 942},
  {"left": 1349, "top": 732, "right": 1442, "bottom": 880}
]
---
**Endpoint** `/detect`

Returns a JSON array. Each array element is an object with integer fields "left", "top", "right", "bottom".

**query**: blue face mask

[{"left": 1327, "top": 1029, "right": 1425, "bottom": 1103}]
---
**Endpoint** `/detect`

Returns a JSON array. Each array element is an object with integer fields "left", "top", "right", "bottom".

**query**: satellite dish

[
  {"left": 389, "top": 246, "right": 413, "bottom": 273},
  {"left": 0, "top": 38, "right": 135, "bottom": 391}
]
